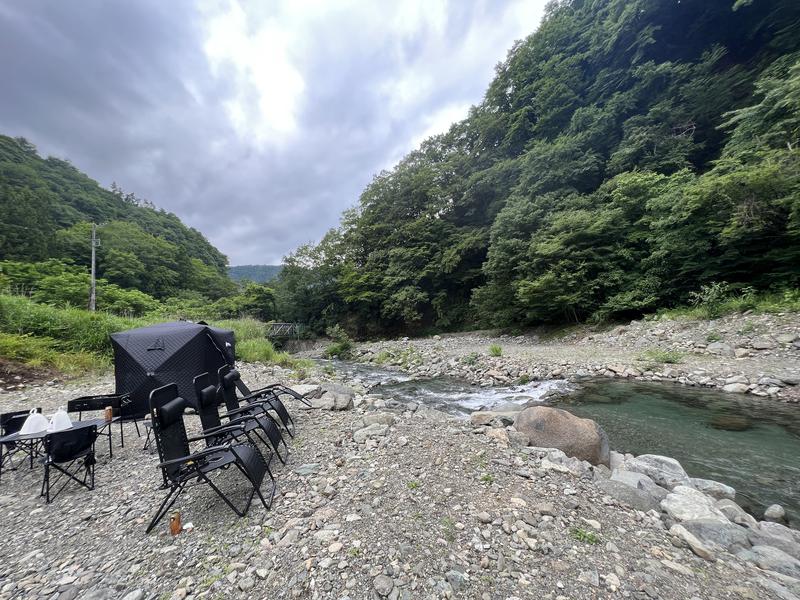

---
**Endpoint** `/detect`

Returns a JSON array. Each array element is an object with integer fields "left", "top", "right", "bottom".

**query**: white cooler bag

[{"left": 19, "top": 409, "right": 49, "bottom": 435}]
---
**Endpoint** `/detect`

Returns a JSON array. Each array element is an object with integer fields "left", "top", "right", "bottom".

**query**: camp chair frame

[
  {"left": 40, "top": 423, "right": 97, "bottom": 504},
  {"left": 216, "top": 369, "right": 290, "bottom": 464},
  {"left": 146, "top": 383, "right": 271, "bottom": 534}
]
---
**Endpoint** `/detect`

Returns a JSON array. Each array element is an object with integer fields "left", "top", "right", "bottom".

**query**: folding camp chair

[
  {"left": 0, "top": 408, "right": 42, "bottom": 483},
  {"left": 67, "top": 395, "right": 123, "bottom": 458},
  {"left": 146, "top": 383, "right": 271, "bottom": 534},
  {"left": 216, "top": 369, "right": 290, "bottom": 464},
  {"left": 40, "top": 423, "right": 97, "bottom": 503},
  {"left": 219, "top": 365, "right": 304, "bottom": 438},
  {"left": 194, "top": 372, "right": 280, "bottom": 467}
]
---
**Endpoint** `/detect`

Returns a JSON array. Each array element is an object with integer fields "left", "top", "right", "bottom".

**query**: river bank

[
  {"left": 1, "top": 362, "right": 799, "bottom": 599},
  {"left": 312, "top": 311, "right": 800, "bottom": 402}
]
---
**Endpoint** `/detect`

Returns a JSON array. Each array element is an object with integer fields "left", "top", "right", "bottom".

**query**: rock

[
  {"left": 737, "top": 545, "right": 800, "bottom": 579},
  {"left": 294, "top": 463, "right": 321, "bottom": 476},
  {"left": 507, "top": 430, "right": 530, "bottom": 449},
  {"left": 476, "top": 511, "right": 492, "bottom": 524},
  {"left": 679, "top": 519, "right": 751, "bottom": 553},
  {"left": 709, "top": 415, "right": 752, "bottom": 431},
  {"left": 373, "top": 574, "right": 394, "bottom": 597},
  {"left": 238, "top": 577, "right": 255, "bottom": 591},
  {"left": 661, "top": 486, "right": 729, "bottom": 523},
  {"left": 121, "top": 592, "right": 144, "bottom": 600},
  {"left": 776, "top": 333, "right": 798, "bottom": 344},
  {"left": 611, "top": 469, "right": 668, "bottom": 505},
  {"left": 353, "top": 423, "right": 389, "bottom": 443},
  {"left": 513, "top": 406, "right": 610, "bottom": 466},
  {"left": 470, "top": 412, "right": 495, "bottom": 427},
  {"left": 734, "top": 348, "right": 751, "bottom": 358},
  {"left": 445, "top": 570, "right": 466, "bottom": 592},
  {"left": 623, "top": 454, "right": 691, "bottom": 489},
  {"left": 291, "top": 384, "right": 322, "bottom": 399},
  {"left": 578, "top": 569, "right": 599, "bottom": 586},
  {"left": 670, "top": 524, "right": 716, "bottom": 561},
  {"left": 748, "top": 522, "right": 800, "bottom": 560},
  {"left": 722, "top": 383, "right": 749, "bottom": 394},
  {"left": 715, "top": 499, "right": 757, "bottom": 527},
  {"left": 595, "top": 478, "right": 662, "bottom": 513},
  {"left": 689, "top": 477, "right": 735, "bottom": 500},
  {"left": 363, "top": 413, "right": 396, "bottom": 427},
  {"left": 707, "top": 342, "right": 733, "bottom": 357},
  {"left": 751, "top": 337, "right": 777, "bottom": 350},
  {"left": 764, "top": 504, "right": 786, "bottom": 522},
  {"left": 485, "top": 427, "right": 509, "bottom": 447}
]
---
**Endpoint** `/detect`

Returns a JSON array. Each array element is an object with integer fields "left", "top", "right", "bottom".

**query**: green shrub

[
  {"left": 0, "top": 332, "right": 109, "bottom": 374},
  {"left": 462, "top": 352, "right": 480, "bottom": 365},
  {"left": 324, "top": 324, "right": 353, "bottom": 358},
  {"left": 488, "top": 344, "right": 502, "bottom": 357},
  {"left": 570, "top": 527, "right": 600, "bottom": 544},
  {"left": 706, "top": 331, "right": 722, "bottom": 342},
  {"left": 639, "top": 349, "right": 683, "bottom": 364}
]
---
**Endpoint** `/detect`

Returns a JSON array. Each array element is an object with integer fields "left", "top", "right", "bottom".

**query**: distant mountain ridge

[{"left": 228, "top": 264, "right": 282, "bottom": 283}]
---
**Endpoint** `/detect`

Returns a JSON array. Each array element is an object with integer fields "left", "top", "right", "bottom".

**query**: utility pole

[{"left": 89, "top": 223, "right": 99, "bottom": 311}]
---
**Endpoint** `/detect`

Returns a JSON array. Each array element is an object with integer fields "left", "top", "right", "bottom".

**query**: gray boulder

[
  {"left": 311, "top": 391, "right": 353, "bottom": 411},
  {"left": 690, "top": 477, "right": 736, "bottom": 500},
  {"left": 765, "top": 504, "right": 787, "bottom": 522},
  {"left": 715, "top": 499, "right": 757, "bottom": 527},
  {"left": 707, "top": 342, "right": 733, "bottom": 357},
  {"left": 353, "top": 423, "right": 388, "bottom": 443},
  {"left": 680, "top": 519, "right": 750, "bottom": 553},
  {"left": 514, "top": 406, "right": 610, "bottom": 466},
  {"left": 623, "top": 454, "right": 691, "bottom": 489},
  {"left": 737, "top": 545, "right": 800, "bottom": 579},
  {"left": 595, "top": 478, "right": 662, "bottom": 513},
  {"left": 611, "top": 469, "right": 668, "bottom": 505},
  {"left": 363, "top": 413, "right": 396, "bottom": 427},
  {"left": 748, "top": 522, "right": 800, "bottom": 560},
  {"left": 661, "top": 485, "right": 729, "bottom": 523}
]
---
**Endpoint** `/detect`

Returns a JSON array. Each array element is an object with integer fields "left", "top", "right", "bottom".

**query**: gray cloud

[{"left": 0, "top": 0, "right": 544, "bottom": 264}]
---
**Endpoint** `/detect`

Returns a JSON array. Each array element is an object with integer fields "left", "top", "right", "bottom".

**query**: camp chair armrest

[
  {"left": 157, "top": 445, "right": 230, "bottom": 469},
  {"left": 222, "top": 405, "right": 261, "bottom": 418},
  {"left": 191, "top": 424, "right": 245, "bottom": 440}
]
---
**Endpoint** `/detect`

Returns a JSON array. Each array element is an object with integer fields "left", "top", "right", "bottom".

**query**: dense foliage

[
  {"left": 0, "top": 135, "right": 235, "bottom": 299},
  {"left": 229, "top": 264, "right": 283, "bottom": 283},
  {"left": 275, "top": 0, "right": 800, "bottom": 335}
]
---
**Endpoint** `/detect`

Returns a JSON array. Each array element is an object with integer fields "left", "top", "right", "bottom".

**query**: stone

[
  {"left": 623, "top": 454, "right": 690, "bottom": 489},
  {"left": 363, "top": 413, "right": 396, "bottom": 427},
  {"left": 595, "top": 478, "right": 662, "bottom": 513},
  {"left": 578, "top": 569, "right": 599, "bottom": 586},
  {"left": 776, "top": 333, "right": 798, "bottom": 344},
  {"left": 661, "top": 486, "right": 729, "bottom": 523},
  {"left": 507, "top": 430, "right": 530, "bottom": 449},
  {"left": 121, "top": 592, "right": 144, "bottom": 600},
  {"left": 294, "top": 463, "right": 321, "bottom": 476},
  {"left": 238, "top": 577, "right": 255, "bottom": 591},
  {"left": 751, "top": 337, "right": 777, "bottom": 350},
  {"left": 353, "top": 423, "right": 389, "bottom": 443},
  {"left": 679, "top": 519, "right": 751, "bottom": 553},
  {"left": 373, "top": 574, "right": 394, "bottom": 597},
  {"left": 715, "top": 499, "right": 757, "bottom": 527},
  {"left": 513, "top": 406, "right": 610, "bottom": 466},
  {"left": 291, "top": 384, "right": 322, "bottom": 399},
  {"left": 485, "top": 427, "right": 509, "bottom": 446},
  {"left": 611, "top": 469, "right": 669, "bottom": 505},
  {"left": 748, "top": 522, "right": 800, "bottom": 560},
  {"left": 722, "top": 383, "right": 749, "bottom": 394},
  {"left": 476, "top": 511, "right": 492, "bottom": 524},
  {"left": 707, "top": 342, "right": 733, "bottom": 357},
  {"left": 764, "top": 504, "right": 786, "bottom": 522},
  {"left": 689, "top": 477, "right": 735, "bottom": 500},
  {"left": 737, "top": 545, "right": 800, "bottom": 579},
  {"left": 670, "top": 524, "right": 716, "bottom": 561}
]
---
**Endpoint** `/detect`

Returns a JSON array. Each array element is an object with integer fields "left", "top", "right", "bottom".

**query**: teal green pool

[{"left": 557, "top": 380, "right": 800, "bottom": 526}]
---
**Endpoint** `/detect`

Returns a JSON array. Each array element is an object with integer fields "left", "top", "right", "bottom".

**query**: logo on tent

[{"left": 147, "top": 337, "right": 165, "bottom": 351}]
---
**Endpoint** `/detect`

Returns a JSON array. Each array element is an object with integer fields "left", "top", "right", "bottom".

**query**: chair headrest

[
  {"left": 197, "top": 385, "right": 217, "bottom": 409},
  {"left": 158, "top": 397, "right": 186, "bottom": 427},
  {"left": 222, "top": 371, "right": 238, "bottom": 389}
]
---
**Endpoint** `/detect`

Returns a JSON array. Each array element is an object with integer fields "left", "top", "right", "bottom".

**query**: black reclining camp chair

[
  {"left": 40, "top": 423, "right": 98, "bottom": 503},
  {"left": 194, "top": 372, "right": 281, "bottom": 465},
  {"left": 219, "top": 365, "right": 307, "bottom": 437},
  {"left": 215, "top": 370, "right": 290, "bottom": 464},
  {"left": 0, "top": 408, "right": 42, "bottom": 483},
  {"left": 146, "top": 383, "right": 271, "bottom": 533}
]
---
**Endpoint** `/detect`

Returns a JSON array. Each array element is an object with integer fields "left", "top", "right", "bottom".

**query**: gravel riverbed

[{"left": 1, "top": 359, "right": 799, "bottom": 600}]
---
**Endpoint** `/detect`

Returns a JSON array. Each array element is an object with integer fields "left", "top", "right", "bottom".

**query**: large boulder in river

[{"left": 514, "top": 406, "right": 610, "bottom": 466}]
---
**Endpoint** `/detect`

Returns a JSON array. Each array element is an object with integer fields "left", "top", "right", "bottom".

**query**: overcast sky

[{"left": 0, "top": 0, "right": 545, "bottom": 265}]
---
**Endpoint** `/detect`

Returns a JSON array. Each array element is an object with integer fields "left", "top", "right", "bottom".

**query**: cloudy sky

[{"left": 0, "top": 0, "right": 545, "bottom": 265}]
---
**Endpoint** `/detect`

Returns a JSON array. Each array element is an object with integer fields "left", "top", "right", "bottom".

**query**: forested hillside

[
  {"left": 0, "top": 135, "right": 234, "bottom": 299},
  {"left": 276, "top": 0, "right": 800, "bottom": 336},
  {"left": 229, "top": 264, "right": 283, "bottom": 283}
]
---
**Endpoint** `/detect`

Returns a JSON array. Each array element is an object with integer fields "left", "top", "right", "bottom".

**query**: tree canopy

[{"left": 274, "top": 0, "right": 800, "bottom": 336}]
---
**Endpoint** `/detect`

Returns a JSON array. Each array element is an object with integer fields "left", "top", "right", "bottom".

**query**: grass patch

[
  {"left": 0, "top": 332, "right": 110, "bottom": 375},
  {"left": 570, "top": 527, "right": 600, "bottom": 544},
  {"left": 406, "top": 480, "right": 420, "bottom": 490},
  {"left": 480, "top": 473, "right": 495, "bottom": 485},
  {"left": 461, "top": 352, "right": 480, "bottom": 366},
  {"left": 516, "top": 374, "right": 531, "bottom": 385},
  {"left": 488, "top": 344, "right": 503, "bottom": 357},
  {"left": 441, "top": 516, "right": 456, "bottom": 542},
  {"left": 706, "top": 331, "right": 722, "bottom": 343},
  {"left": 638, "top": 348, "right": 683, "bottom": 364},
  {"left": 373, "top": 350, "right": 391, "bottom": 365},
  {"left": 657, "top": 287, "right": 800, "bottom": 320}
]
